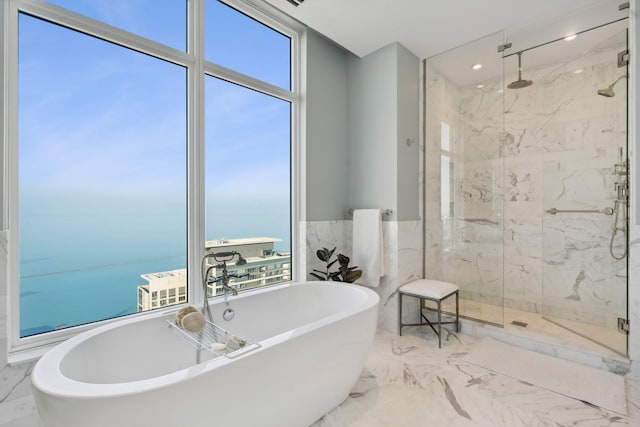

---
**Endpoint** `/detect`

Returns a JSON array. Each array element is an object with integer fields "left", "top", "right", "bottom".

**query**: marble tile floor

[
  {"left": 3, "top": 328, "right": 638, "bottom": 427},
  {"left": 314, "top": 329, "right": 640, "bottom": 427}
]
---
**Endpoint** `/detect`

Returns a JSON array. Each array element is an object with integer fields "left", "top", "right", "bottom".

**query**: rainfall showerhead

[
  {"left": 598, "top": 87, "right": 615, "bottom": 98},
  {"left": 507, "top": 52, "right": 533, "bottom": 89},
  {"left": 597, "top": 75, "right": 627, "bottom": 98}
]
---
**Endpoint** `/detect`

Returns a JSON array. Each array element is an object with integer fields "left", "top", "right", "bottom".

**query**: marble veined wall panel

[
  {"left": 540, "top": 216, "right": 626, "bottom": 328},
  {"left": 628, "top": 225, "right": 640, "bottom": 380},
  {"left": 304, "top": 220, "right": 351, "bottom": 281}
]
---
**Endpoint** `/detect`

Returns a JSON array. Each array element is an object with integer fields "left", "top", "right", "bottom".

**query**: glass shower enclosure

[{"left": 424, "top": 18, "right": 629, "bottom": 355}]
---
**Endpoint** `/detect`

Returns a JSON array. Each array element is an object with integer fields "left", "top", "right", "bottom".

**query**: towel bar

[{"left": 348, "top": 208, "right": 393, "bottom": 216}]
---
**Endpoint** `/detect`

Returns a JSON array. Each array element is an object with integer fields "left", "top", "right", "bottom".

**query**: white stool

[{"left": 398, "top": 279, "right": 459, "bottom": 348}]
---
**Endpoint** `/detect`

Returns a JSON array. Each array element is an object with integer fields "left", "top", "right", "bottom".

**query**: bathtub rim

[{"left": 31, "top": 281, "right": 379, "bottom": 399}]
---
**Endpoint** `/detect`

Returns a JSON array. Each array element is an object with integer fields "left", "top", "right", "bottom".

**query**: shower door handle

[{"left": 545, "top": 207, "right": 614, "bottom": 215}]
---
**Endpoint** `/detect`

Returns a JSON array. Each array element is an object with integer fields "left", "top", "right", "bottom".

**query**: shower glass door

[
  {"left": 424, "top": 31, "right": 505, "bottom": 327},
  {"left": 538, "top": 22, "right": 628, "bottom": 355}
]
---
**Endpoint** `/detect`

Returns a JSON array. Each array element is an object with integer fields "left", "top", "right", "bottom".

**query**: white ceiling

[{"left": 263, "top": 0, "right": 628, "bottom": 60}]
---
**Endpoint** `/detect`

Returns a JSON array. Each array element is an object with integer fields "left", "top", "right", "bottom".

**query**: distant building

[{"left": 137, "top": 237, "right": 290, "bottom": 312}]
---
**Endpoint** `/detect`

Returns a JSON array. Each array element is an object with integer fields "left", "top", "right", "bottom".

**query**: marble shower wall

[
  {"left": 628, "top": 225, "right": 640, "bottom": 381},
  {"left": 425, "top": 35, "right": 628, "bottom": 330},
  {"left": 304, "top": 220, "right": 422, "bottom": 333}
]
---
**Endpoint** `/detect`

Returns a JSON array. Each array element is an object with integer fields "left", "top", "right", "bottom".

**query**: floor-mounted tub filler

[{"left": 32, "top": 282, "right": 379, "bottom": 427}]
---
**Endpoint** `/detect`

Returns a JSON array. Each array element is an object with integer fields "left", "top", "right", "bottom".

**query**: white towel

[{"left": 352, "top": 209, "right": 384, "bottom": 287}]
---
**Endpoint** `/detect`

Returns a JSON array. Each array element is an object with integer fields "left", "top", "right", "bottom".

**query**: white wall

[
  {"left": 305, "top": 30, "right": 351, "bottom": 221},
  {"left": 396, "top": 44, "right": 420, "bottom": 221},
  {"left": 346, "top": 44, "right": 399, "bottom": 219},
  {"left": 345, "top": 42, "right": 420, "bottom": 220}
]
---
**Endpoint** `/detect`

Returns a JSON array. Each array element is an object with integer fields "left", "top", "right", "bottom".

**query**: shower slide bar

[{"left": 545, "top": 207, "right": 614, "bottom": 215}]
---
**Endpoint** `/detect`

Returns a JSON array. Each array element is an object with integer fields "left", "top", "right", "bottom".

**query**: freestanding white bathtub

[{"left": 32, "top": 282, "right": 379, "bottom": 427}]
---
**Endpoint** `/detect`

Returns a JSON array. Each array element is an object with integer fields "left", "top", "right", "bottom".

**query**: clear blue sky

[{"left": 19, "top": 0, "right": 292, "bottom": 237}]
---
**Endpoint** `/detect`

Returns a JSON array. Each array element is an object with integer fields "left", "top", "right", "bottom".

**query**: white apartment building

[{"left": 137, "top": 237, "right": 290, "bottom": 312}]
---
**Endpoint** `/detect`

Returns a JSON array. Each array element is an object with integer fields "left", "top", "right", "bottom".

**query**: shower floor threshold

[{"left": 452, "top": 301, "right": 629, "bottom": 374}]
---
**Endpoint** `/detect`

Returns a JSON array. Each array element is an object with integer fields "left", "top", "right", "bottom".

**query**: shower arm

[{"left": 608, "top": 75, "right": 627, "bottom": 89}]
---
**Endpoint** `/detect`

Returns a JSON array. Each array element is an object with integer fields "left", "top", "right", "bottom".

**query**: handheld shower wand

[{"left": 609, "top": 148, "right": 628, "bottom": 260}]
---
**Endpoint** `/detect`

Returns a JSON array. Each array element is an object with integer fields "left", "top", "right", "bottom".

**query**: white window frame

[{"left": 1, "top": 0, "right": 304, "bottom": 360}]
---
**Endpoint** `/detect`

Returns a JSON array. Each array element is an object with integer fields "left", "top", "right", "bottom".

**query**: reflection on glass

[
  {"left": 440, "top": 122, "right": 454, "bottom": 248},
  {"left": 425, "top": 31, "right": 505, "bottom": 327}
]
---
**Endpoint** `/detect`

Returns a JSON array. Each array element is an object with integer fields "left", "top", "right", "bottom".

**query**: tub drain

[{"left": 223, "top": 308, "right": 235, "bottom": 321}]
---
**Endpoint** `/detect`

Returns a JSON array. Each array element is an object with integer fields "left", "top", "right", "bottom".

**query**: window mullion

[
  {"left": 13, "top": 0, "right": 192, "bottom": 69},
  {"left": 6, "top": 0, "right": 22, "bottom": 354},
  {"left": 203, "top": 61, "right": 295, "bottom": 103},
  {"left": 187, "top": 0, "right": 206, "bottom": 309}
]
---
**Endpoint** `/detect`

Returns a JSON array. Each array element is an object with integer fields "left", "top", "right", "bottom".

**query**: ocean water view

[{"left": 20, "top": 210, "right": 290, "bottom": 336}]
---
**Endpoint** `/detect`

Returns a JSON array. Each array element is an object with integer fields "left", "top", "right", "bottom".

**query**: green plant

[{"left": 310, "top": 247, "right": 362, "bottom": 283}]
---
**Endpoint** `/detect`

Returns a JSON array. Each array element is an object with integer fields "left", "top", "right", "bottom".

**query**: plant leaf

[
  {"left": 345, "top": 270, "right": 362, "bottom": 283},
  {"left": 310, "top": 272, "right": 327, "bottom": 281},
  {"left": 316, "top": 248, "right": 330, "bottom": 262},
  {"left": 327, "top": 247, "right": 336, "bottom": 259},
  {"left": 327, "top": 259, "right": 338, "bottom": 269},
  {"left": 337, "top": 254, "right": 350, "bottom": 266},
  {"left": 328, "top": 271, "right": 342, "bottom": 281}
]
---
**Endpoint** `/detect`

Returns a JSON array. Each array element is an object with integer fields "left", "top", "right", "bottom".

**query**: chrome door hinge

[
  {"left": 497, "top": 42, "right": 512, "bottom": 53},
  {"left": 618, "top": 317, "right": 629, "bottom": 334},
  {"left": 618, "top": 50, "right": 629, "bottom": 67}
]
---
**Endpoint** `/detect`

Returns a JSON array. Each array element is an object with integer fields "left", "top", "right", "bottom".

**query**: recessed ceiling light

[
  {"left": 574, "top": 69, "right": 584, "bottom": 74},
  {"left": 497, "top": 89, "right": 504, "bottom": 94},
  {"left": 564, "top": 34, "right": 577, "bottom": 41},
  {"left": 476, "top": 84, "right": 485, "bottom": 89},
  {"left": 472, "top": 64, "right": 482, "bottom": 70}
]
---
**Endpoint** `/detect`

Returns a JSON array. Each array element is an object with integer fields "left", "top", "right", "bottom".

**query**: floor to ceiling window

[{"left": 7, "top": 0, "right": 298, "bottom": 347}]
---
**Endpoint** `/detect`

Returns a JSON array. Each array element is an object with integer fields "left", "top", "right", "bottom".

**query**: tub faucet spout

[
  {"left": 224, "top": 283, "right": 238, "bottom": 296},
  {"left": 201, "top": 251, "right": 248, "bottom": 299}
]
